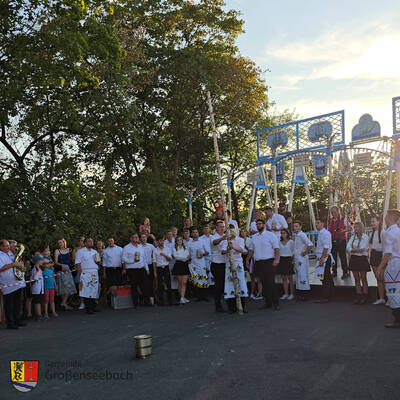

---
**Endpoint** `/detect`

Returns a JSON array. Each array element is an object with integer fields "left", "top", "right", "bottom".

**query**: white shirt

[
  {"left": 153, "top": 247, "right": 171, "bottom": 267},
  {"left": 243, "top": 237, "right": 252, "bottom": 254},
  {"left": 173, "top": 246, "right": 190, "bottom": 262},
  {"left": 200, "top": 235, "right": 212, "bottom": 257},
  {"left": 141, "top": 243, "right": 155, "bottom": 265},
  {"left": 221, "top": 237, "right": 245, "bottom": 263},
  {"left": 188, "top": 240, "right": 208, "bottom": 267},
  {"left": 293, "top": 231, "right": 313, "bottom": 257},
  {"left": 30, "top": 266, "right": 44, "bottom": 295},
  {"left": 183, "top": 238, "right": 193, "bottom": 248},
  {"left": 315, "top": 228, "right": 332, "bottom": 257},
  {"left": 346, "top": 233, "right": 369, "bottom": 256},
  {"left": 370, "top": 230, "right": 384, "bottom": 252},
  {"left": 210, "top": 233, "right": 227, "bottom": 264},
  {"left": 250, "top": 230, "right": 279, "bottom": 261},
  {"left": 0, "top": 251, "right": 25, "bottom": 295},
  {"left": 279, "top": 240, "right": 294, "bottom": 257},
  {"left": 8, "top": 251, "right": 15, "bottom": 261},
  {"left": 75, "top": 248, "right": 99, "bottom": 272},
  {"left": 267, "top": 213, "right": 288, "bottom": 238},
  {"left": 122, "top": 243, "right": 147, "bottom": 270},
  {"left": 164, "top": 238, "right": 175, "bottom": 257},
  {"left": 384, "top": 224, "right": 400, "bottom": 258},
  {"left": 102, "top": 245, "right": 123, "bottom": 268}
]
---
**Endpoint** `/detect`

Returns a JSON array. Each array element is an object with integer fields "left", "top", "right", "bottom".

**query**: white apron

[
  {"left": 79, "top": 270, "right": 99, "bottom": 299},
  {"left": 384, "top": 258, "right": 400, "bottom": 309},
  {"left": 189, "top": 260, "right": 210, "bottom": 288},
  {"left": 205, "top": 256, "right": 214, "bottom": 286},
  {"left": 169, "top": 261, "right": 179, "bottom": 290},
  {"left": 224, "top": 258, "right": 248, "bottom": 299},
  {"left": 295, "top": 255, "right": 310, "bottom": 291}
]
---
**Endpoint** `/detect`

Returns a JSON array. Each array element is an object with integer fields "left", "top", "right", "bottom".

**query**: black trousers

[
  {"left": 211, "top": 262, "right": 226, "bottom": 309},
  {"left": 392, "top": 308, "right": 400, "bottom": 323},
  {"left": 126, "top": 268, "right": 149, "bottom": 306},
  {"left": 331, "top": 240, "right": 348, "bottom": 273},
  {"left": 255, "top": 259, "right": 279, "bottom": 306},
  {"left": 322, "top": 257, "right": 334, "bottom": 300},
  {"left": 156, "top": 266, "right": 172, "bottom": 305},
  {"left": 105, "top": 267, "right": 123, "bottom": 287},
  {"left": 3, "top": 289, "right": 22, "bottom": 326},
  {"left": 84, "top": 298, "right": 96, "bottom": 312},
  {"left": 147, "top": 264, "right": 155, "bottom": 297}
]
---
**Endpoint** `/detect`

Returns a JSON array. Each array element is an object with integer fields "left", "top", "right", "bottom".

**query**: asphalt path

[{"left": 1, "top": 291, "right": 399, "bottom": 400}]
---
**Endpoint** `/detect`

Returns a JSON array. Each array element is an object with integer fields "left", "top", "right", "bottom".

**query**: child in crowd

[
  {"left": 43, "top": 262, "right": 58, "bottom": 317},
  {"left": 30, "top": 254, "right": 45, "bottom": 321}
]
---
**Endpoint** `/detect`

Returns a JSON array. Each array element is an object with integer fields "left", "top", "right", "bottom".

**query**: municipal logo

[{"left": 10, "top": 361, "right": 39, "bottom": 392}]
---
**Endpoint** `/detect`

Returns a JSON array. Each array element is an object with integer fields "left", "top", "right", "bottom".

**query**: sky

[{"left": 224, "top": 0, "right": 400, "bottom": 142}]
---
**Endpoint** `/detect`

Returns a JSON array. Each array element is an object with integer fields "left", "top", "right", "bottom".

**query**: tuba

[{"left": 13, "top": 244, "right": 26, "bottom": 280}]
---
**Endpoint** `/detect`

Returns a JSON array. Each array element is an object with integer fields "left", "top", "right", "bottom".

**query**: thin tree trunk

[
  {"left": 207, "top": 91, "right": 243, "bottom": 315},
  {"left": 231, "top": 180, "right": 240, "bottom": 225}
]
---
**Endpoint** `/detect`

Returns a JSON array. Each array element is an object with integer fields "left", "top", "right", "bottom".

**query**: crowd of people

[{"left": 1, "top": 203, "right": 400, "bottom": 330}]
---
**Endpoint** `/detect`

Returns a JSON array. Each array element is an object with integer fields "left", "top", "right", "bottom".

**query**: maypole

[{"left": 207, "top": 91, "right": 243, "bottom": 315}]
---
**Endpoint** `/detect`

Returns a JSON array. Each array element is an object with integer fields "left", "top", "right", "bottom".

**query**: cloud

[{"left": 266, "top": 22, "right": 400, "bottom": 84}]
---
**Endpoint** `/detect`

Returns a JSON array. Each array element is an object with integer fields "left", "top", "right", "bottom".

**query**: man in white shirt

[
  {"left": 165, "top": 230, "right": 177, "bottom": 290},
  {"left": 140, "top": 233, "right": 156, "bottom": 305},
  {"left": 211, "top": 220, "right": 228, "bottom": 312},
  {"left": 246, "top": 219, "right": 280, "bottom": 310},
  {"left": 7, "top": 240, "right": 17, "bottom": 261},
  {"left": 183, "top": 228, "right": 193, "bottom": 247},
  {"left": 153, "top": 237, "right": 173, "bottom": 306},
  {"left": 102, "top": 237, "right": 123, "bottom": 294},
  {"left": 314, "top": 219, "right": 334, "bottom": 303},
  {"left": 250, "top": 210, "right": 263, "bottom": 234},
  {"left": 0, "top": 239, "right": 27, "bottom": 329},
  {"left": 188, "top": 228, "right": 209, "bottom": 301},
  {"left": 265, "top": 206, "right": 288, "bottom": 239},
  {"left": 227, "top": 210, "right": 239, "bottom": 235},
  {"left": 200, "top": 225, "right": 213, "bottom": 286},
  {"left": 377, "top": 209, "right": 400, "bottom": 328},
  {"left": 75, "top": 237, "right": 101, "bottom": 314},
  {"left": 122, "top": 233, "right": 150, "bottom": 308}
]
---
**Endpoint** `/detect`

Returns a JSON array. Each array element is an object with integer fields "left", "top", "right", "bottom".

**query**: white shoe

[
  {"left": 373, "top": 299, "right": 385, "bottom": 305},
  {"left": 250, "top": 294, "right": 256, "bottom": 300},
  {"left": 180, "top": 298, "right": 186, "bottom": 305},
  {"left": 183, "top": 297, "right": 190, "bottom": 303},
  {"left": 78, "top": 303, "right": 85, "bottom": 310},
  {"left": 64, "top": 305, "right": 74, "bottom": 310},
  {"left": 254, "top": 294, "right": 263, "bottom": 300},
  {"left": 287, "top": 295, "right": 295, "bottom": 300},
  {"left": 280, "top": 294, "right": 289, "bottom": 300}
]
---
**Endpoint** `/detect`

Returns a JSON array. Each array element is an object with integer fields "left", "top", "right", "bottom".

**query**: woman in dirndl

[
  {"left": 54, "top": 238, "right": 76, "bottom": 310},
  {"left": 346, "top": 222, "right": 370, "bottom": 304},
  {"left": 369, "top": 215, "right": 385, "bottom": 305},
  {"left": 277, "top": 229, "right": 295, "bottom": 300},
  {"left": 172, "top": 236, "right": 191, "bottom": 305}
]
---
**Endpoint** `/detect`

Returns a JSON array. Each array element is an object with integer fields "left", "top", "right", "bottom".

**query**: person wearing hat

[
  {"left": 0, "top": 239, "right": 27, "bottom": 329},
  {"left": 30, "top": 254, "right": 46, "bottom": 321}
]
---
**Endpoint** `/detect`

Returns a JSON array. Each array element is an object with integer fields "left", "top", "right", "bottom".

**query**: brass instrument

[{"left": 13, "top": 243, "right": 26, "bottom": 280}]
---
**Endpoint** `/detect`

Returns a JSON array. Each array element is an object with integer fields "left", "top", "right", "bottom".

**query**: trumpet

[{"left": 13, "top": 243, "right": 26, "bottom": 280}]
